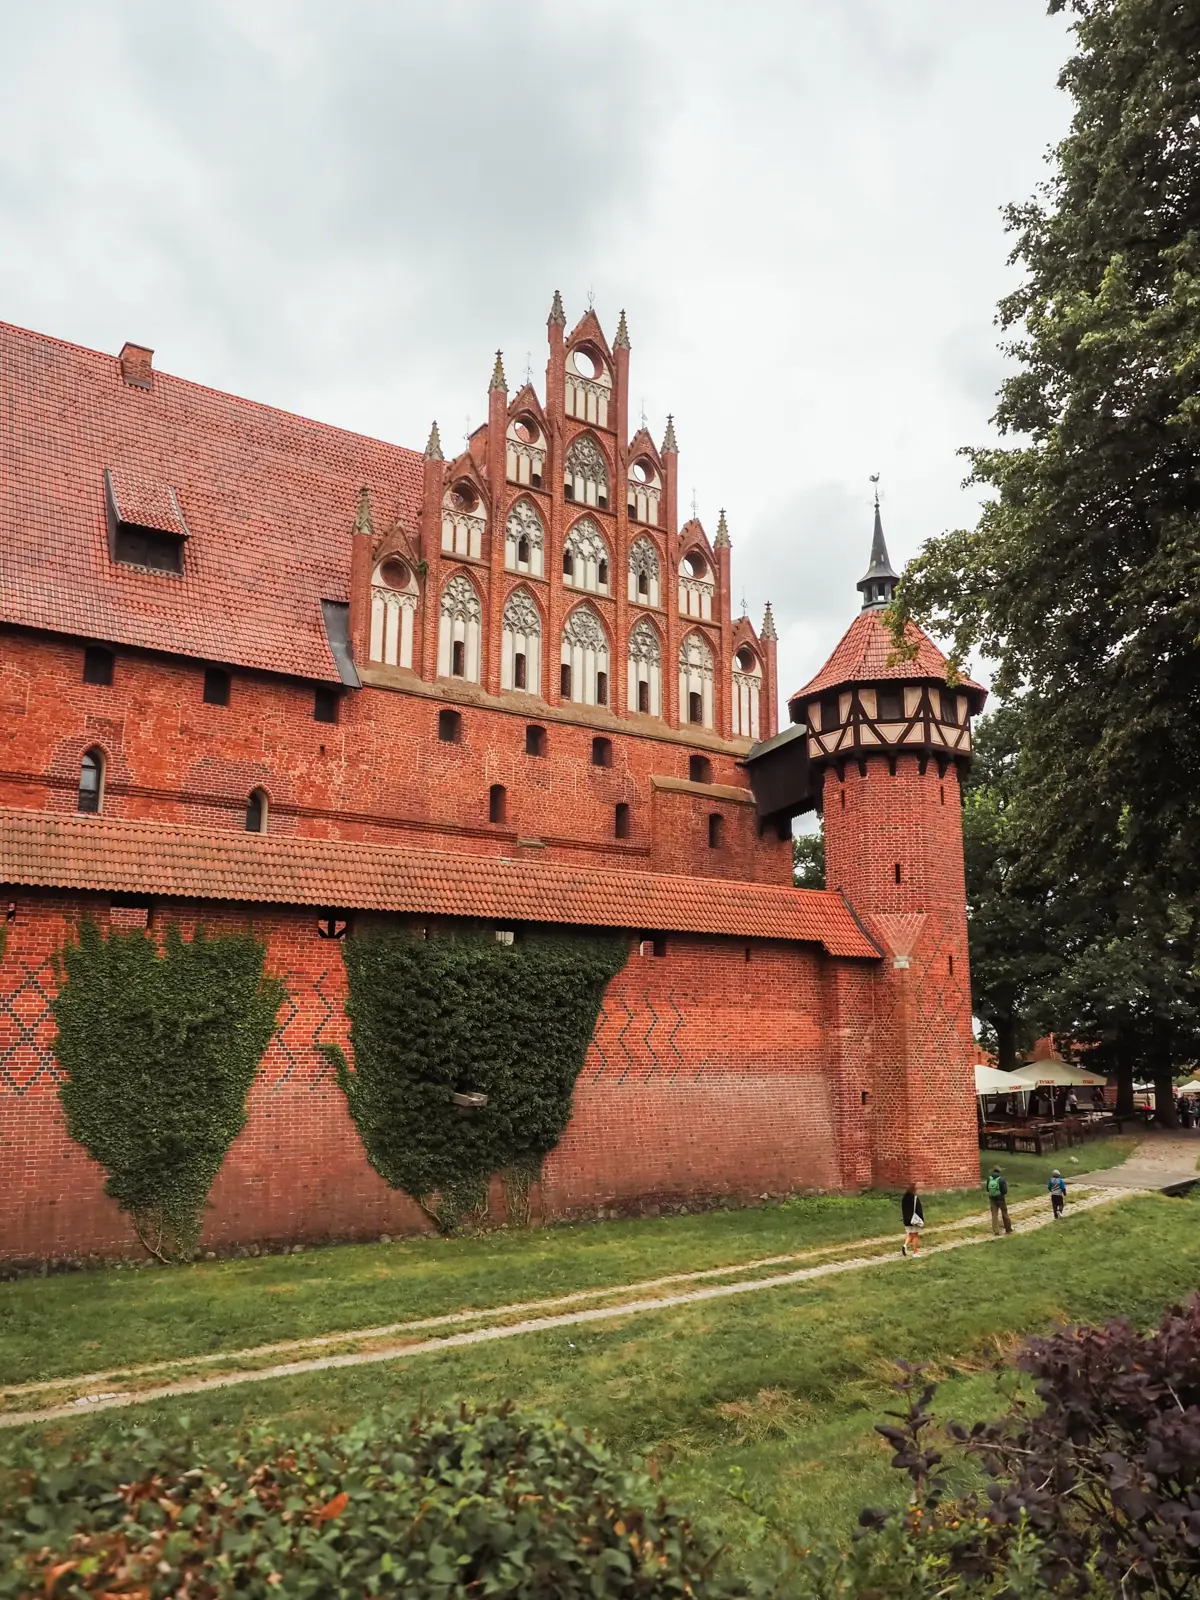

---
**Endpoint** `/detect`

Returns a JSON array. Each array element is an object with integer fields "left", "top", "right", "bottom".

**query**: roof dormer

[{"left": 103, "top": 466, "right": 189, "bottom": 575}]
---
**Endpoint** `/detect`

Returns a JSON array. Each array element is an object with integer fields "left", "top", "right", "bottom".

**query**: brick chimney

[{"left": 118, "top": 343, "right": 154, "bottom": 391}]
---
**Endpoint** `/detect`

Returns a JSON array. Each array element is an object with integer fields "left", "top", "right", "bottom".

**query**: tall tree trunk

[
  {"left": 995, "top": 1014, "right": 1019, "bottom": 1073},
  {"left": 1114, "top": 1037, "right": 1136, "bottom": 1118}
]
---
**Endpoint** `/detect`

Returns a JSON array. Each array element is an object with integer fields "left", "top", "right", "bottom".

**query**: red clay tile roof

[
  {"left": 106, "top": 466, "right": 189, "bottom": 537},
  {"left": 0, "top": 321, "right": 425, "bottom": 682},
  {"left": 791, "top": 608, "right": 986, "bottom": 705},
  {"left": 0, "top": 810, "right": 881, "bottom": 959}
]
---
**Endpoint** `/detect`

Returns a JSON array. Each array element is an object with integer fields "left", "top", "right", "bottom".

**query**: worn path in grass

[{"left": 0, "top": 1185, "right": 1131, "bottom": 1428}]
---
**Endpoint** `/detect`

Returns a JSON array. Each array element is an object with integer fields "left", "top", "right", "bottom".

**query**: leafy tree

[
  {"left": 894, "top": 0, "right": 1200, "bottom": 899},
  {"left": 792, "top": 826, "right": 825, "bottom": 888}
]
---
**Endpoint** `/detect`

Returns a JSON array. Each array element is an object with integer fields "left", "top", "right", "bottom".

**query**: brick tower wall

[
  {"left": 0, "top": 892, "right": 857, "bottom": 1264},
  {"left": 822, "top": 759, "right": 979, "bottom": 1190}
]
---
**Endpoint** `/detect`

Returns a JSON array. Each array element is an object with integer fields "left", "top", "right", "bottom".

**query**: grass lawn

[
  {"left": 2, "top": 1141, "right": 1189, "bottom": 1556},
  {"left": 0, "top": 1140, "right": 1135, "bottom": 1388}
]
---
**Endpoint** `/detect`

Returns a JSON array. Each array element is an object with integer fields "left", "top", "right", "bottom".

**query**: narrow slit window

[
  {"left": 451, "top": 639, "right": 466, "bottom": 677},
  {"left": 245, "top": 789, "right": 267, "bottom": 833},
  {"left": 596, "top": 670, "right": 608, "bottom": 706},
  {"left": 637, "top": 679, "right": 650, "bottom": 713},
  {"left": 489, "top": 784, "right": 507, "bottom": 823},
  {"left": 438, "top": 708, "right": 462, "bottom": 743},
  {"left": 689, "top": 690, "right": 703, "bottom": 725},
  {"left": 894, "top": 862, "right": 902, "bottom": 884},
  {"left": 708, "top": 813, "right": 724, "bottom": 849},
  {"left": 614, "top": 802, "right": 630, "bottom": 839},
  {"left": 560, "top": 662, "right": 572, "bottom": 697},
  {"left": 525, "top": 724, "right": 546, "bottom": 756},
  {"left": 592, "top": 736, "right": 612, "bottom": 767},
  {"left": 514, "top": 651, "right": 527, "bottom": 690},
  {"left": 78, "top": 748, "right": 104, "bottom": 814}
]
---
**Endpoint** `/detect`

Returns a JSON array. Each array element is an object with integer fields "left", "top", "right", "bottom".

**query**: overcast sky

[{"left": 1, "top": 0, "right": 1073, "bottom": 709}]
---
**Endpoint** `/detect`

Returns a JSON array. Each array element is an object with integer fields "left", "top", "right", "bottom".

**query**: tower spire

[
  {"left": 489, "top": 350, "right": 507, "bottom": 391},
  {"left": 548, "top": 289, "right": 565, "bottom": 327},
  {"left": 425, "top": 421, "right": 444, "bottom": 461},
  {"left": 613, "top": 309, "right": 630, "bottom": 349},
  {"left": 353, "top": 485, "right": 374, "bottom": 538},
  {"left": 856, "top": 476, "right": 899, "bottom": 609},
  {"left": 714, "top": 508, "right": 730, "bottom": 548},
  {"left": 661, "top": 413, "right": 678, "bottom": 453}
]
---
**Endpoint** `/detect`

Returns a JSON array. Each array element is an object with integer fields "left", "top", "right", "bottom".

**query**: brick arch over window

[
  {"left": 501, "top": 585, "right": 543, "bottom": 694},
  {"left": 628, "top": 536, "right": 661, "bottom": 607},
  {"left": 505, "top": 499, "right": 544, "bottom": 578},
  {"left": 564, "top": 434, "right": 609, "bottom": 509},
  {"left": 563, "top": 516, "right": 610, "bottom": 595},
  {"left": 627, "top": 616, "right": 663, "bottom": 717},
  {"left": 679, "top": 630, "right": 715, "bottom": 729},
  {"left": 438, "top": 572, "right": 482, "bottom": 682},
  {"left": 561, "top": 603, "right": 610, "bottom": 707}
]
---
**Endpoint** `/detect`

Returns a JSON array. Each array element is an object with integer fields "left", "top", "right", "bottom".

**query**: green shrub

[
  {"left": 53, "top": 921, "right": 285, "bottom": 1261},
  {"left": 331, "top": 929, "right": 627, "bottom": 1230},
  {"left": 0, "top": 1401, "right": 745, "bottom": 1599}
]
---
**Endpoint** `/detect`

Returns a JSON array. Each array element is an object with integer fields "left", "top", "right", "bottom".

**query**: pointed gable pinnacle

[
  {"left": 857, "top": 492, "right": 900, "bottom": 609},
  {"left": 613, "top": 309, "right": 630, "bottom": 350},
  {"left": 425, "top": 421, "right": 444, "bottom": 461},
  {"left": 548, "top": 289, "right": 566, "bottom": 327},
  {"left": 353, "top": 485, "right": 374, "bottom": 539},
  {"left": 661, "top": 413, "right": 678, "bottom": 453},
  {"left": 761, "top": 601, "right": 778, "bottom": 641},
  {"left": 714, "top": 508, "right": 730, "bottom": 548},
  {"left": 489, "top": 350, "right": 507, "bottom": 392}
]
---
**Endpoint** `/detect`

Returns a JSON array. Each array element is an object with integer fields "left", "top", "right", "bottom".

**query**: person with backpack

[
  {"left": 1047, "top": 1169, "right": 1067, "bottom": 1219},
  {"left": 985, "top": 1166, "right": 1012, "bottom": 1235},
  {"left": 900, "top": 1187, "right": 924, "bottom": 1257}
]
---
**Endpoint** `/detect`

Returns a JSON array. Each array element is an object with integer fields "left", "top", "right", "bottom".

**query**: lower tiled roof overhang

[{"left": 0, "top": 810, "right": 881, "bottom": 960}]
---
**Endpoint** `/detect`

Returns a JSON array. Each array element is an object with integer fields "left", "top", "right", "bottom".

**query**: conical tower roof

[{"left": 857, "top": 498, "right": 899, "bottom": 609}]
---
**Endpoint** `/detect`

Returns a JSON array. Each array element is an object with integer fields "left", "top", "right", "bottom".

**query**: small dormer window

[{"left": 104, "top": 468, "right": 189, "bottom": 576}]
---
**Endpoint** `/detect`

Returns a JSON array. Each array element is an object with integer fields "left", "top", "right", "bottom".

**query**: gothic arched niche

[
  {"left": 679, "top": 630, "right": 715, "bottom": 729},
  {"left": 438, "top": 572, "right": 483, "bottom": 682},
  {"left": 564, "top": 434, "right": 609, "bottom": 510},
  {"left": 563, "top": 515, "right": 610, "bottom": 594},
  {"left": 627, "top": 616, "right": 663, "bottom": 718},
  {"left": 505, "top": 499, "right": 545, "bottom": 578},
  {"left": 502, "top": 585, "right": 543, "bottom": 695},
  {"left": 561, "top": 602, "right": 610, "bottom": 707},
  {"left": 627, "top": 535, "right": 661, "bottom": 607}
]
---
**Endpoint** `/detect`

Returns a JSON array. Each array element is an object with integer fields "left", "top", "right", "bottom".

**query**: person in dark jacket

[
  {"left": 1047, "top": 1169, "right": 1067, "bottom": 1219},
  {"left": 985, "top": 1166, "right": 1012, "bottom": 1235},
  {"left": 901, "top": 1187, "right": 925, "bottom": 1257}
]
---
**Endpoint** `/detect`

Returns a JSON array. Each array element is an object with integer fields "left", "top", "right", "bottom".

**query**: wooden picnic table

[{"left": 979, "top": 1114, "right": 1124, "bottom": 1156}]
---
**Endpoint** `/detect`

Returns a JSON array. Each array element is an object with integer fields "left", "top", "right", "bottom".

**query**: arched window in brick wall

[
  {"left": 627, "top": 617, "right": 662, "bottom": 718},
  {"left": 627, "top": 536, "right": 661, "bottom": 607},
  {"left": 506, "top": 413, "right": 546, "bottom": 488},
  {"left": 563, "top": 516, "right": 610, "bottom": 595},
  {"left": 679, "top": 631, "right": 715, "bottom": 729},
  {"left": 438, "top": 573, "right": 482, "bottom": 682},
  {"left": 731, "top": 645, "right": 762, "bottom": 740},
  {"left": 627, "top": 459, "right": 661, "bottom": 526},
  {"left": 505, "top": 499, "right": 544, "bottom": 578},
  {"left": 565, "top": 346, "right": 612, "bottom": 427},
  {"left": 442, "top": 480, "right": 486, "bottom": 560},
  {"left": 561, "top": 603, "right": 610, "bottom": 708},
  {"left": 78, "top": 747, "right": 104, "bottom": 813},
  {"left": 501, "top": 586, "right": 542, "bottom": 694},
  {"left": 678, "top": 547, "right": 715, "bottom": 620},
  {"left": 370, "top": 557, "right": 419, "bottom": 669},
  {"left": 564, "top": 434, "right": 609, "bottom": 509},
  {"left": 245, "top": 789, "right": 268, "bottom": 833}
]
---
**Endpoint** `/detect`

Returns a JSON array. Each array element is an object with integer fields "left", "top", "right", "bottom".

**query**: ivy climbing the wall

[
  {"left": 53, "top": 921, "right": 285, "bottom": 1262},
  {"left": 327, "top": 929, "right": 627, "bottom": 1232}
]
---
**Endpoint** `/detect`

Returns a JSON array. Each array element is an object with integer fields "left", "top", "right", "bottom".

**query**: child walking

[
  {"left": 1047, "top": 1169, "right": 1067, "bottom": 1219},
  {"left": 901, "top": 1187, "right": 925, "bottom": 1256}
]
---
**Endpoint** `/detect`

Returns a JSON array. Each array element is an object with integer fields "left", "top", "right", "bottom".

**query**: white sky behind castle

[{"left": 1, "top": 0, "right": 1072, "bottom": 713}]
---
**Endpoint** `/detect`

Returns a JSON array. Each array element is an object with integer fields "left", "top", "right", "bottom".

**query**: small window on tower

[
  {"left": 560, "top": 662, "right": 572, "bottom": 697},
  {"left": 820, "top": 695, "right": 840, "bottom": 731},
  {"left": 708, "top": 814, "right": 724, "bottom": 849},
  {"left": 939, "top": 691, "right": 959, "bottom": 725},
  {"left": 78, "top": 748, "right": 104, "bottom": 814},
  {"left": 894, "top": 862, "right": 902, "bottom": 885},
  {"left": 245, "top": 789, "right": 268, "bottom": 833},
  {"left": 489, "top": 784, "right": 507, "bottom": 824},
  {"left": 596, "top": 670, "right": 608, "bottom": 706},
  {"left": 614, "top": 802, "right": 630, "bottom": 839},
  {"left": 637, "top": 680, "right": 650, "bottom": 713},
  {"left": 451, "top": 639, "right": 466, "bottom": 677},
  {"left": 592, "top": 736, "right": 613, "bottom": 768},
  {"left": 438, "top": 708, "right": 462, "bottom": 743},
  {"left": 314, "top": 686, "right": 339, "bottom": 724},
  {"left": 203, "top": 667, "right": 231, "bottom": 706},
  {"left": 689, "top": 691, "right": 703, "bottom": 725},
  {"left": 877, "top": 686, "right": 904, "bottom": 721},
  {"left": 689, "top": 755, "right": 712, "bottom": 784},
  {"left": 526, "top": 724, "right": 546, "bottom": 756},
  {"left": 83, "top": 646, "right": 114, "bottom": 686},
  {"left": 514, "top": 651, "right": 527, "bottom": 690}
]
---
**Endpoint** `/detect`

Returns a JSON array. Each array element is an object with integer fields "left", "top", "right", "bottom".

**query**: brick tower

[{"left": 790, "top": 498, "right": 986, "bottom": 1188}]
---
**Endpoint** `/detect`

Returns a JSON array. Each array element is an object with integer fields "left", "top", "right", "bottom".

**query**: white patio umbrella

[
  {"left": 974, "top": 1063, "right": 1036, "bottom": 1096},
  {"left": 1019, "top": 1059, "right": 1108, "bottom": 1089},
  {"left": 1175, "top": 1079, "right": 1200, "bottom": 1094}
]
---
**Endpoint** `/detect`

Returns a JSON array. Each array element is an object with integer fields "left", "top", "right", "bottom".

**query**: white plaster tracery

[
  {"left": 678, "top": 549, "right": 715, "bottom": 620},
  {"left": 501, "top": 586, "right": 542, "bottom": 694},
  {"left": 732, "top": 646, "right": 762, "bottom": 740},
  {"left": 370, "top": 558, "right": 419, "bottom": 670},
  {"left": 437, "top": 572, "right": 482, "bottom": 682},
  {"left": 565, "top": 349, "right": 612, "bottom": 427},
  {"left": 679, "top": 631, "right": 715, "bottom": 729},
  {"left": 505, "top": 416, "right": 547, "bottom": 487},
  {"left": 627, "top": 536, "right": 661, "bottom": 607},
  {"left": 627, "top": 616, "right": 663, "bottom": 717},
  {"left": 561, "top": 603, "right": 610, "bottom": 707},
  {"left": 627, "top": 460, "right": 661, "bottom": 526},
  {"left": 441, "top": 484, "right": 486, "bottom": 560},
  {"left": 505, "top": 500, "right": 545, "bottom": 577},
  {"left": 563, "top": 516, "right": 611, "bottom": 594},
  {"left": 564, "top": 435, "right": 609, "bottom": 508}
]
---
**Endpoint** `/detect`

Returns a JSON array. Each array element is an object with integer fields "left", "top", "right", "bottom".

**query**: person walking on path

[
  {"left": 986, "top": 1166, "right": 1013, "bottom": 1235},
  {"left": 1047, "top": 1168, "right": 1067, "bottom": 1219},
  {"left": 901, "top": 1187, "right": 924, "bottom": 1256}
]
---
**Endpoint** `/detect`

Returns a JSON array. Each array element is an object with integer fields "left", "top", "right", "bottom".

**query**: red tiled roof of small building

[
  {"left": 0, "top": 321, "right": 425, "bottom": 682},
  {"left": 790, "top": 608, "right": 986, "bottom": 705},
  {"left": 0, "top": 809, "right": 882, "bottom": 959}
]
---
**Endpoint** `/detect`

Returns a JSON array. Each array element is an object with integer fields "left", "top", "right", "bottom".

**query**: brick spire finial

[
  {"left": 489, "top": 350, "right": 507, "bottom": 392},
  {"left": 760, "top": 601, "right": 777, "bottom": 641},
  {"left": 613, "top": 309, "right": 630, "bottom": 349},
  {"left": 425, "top": 421, "right": 444, "bottom": 461},
  {"left": 661, "top": 413, "right": 678, "bottom": 453},
  {"left": 714, "top": 507, "right": 730, "bottom": 548},
  {"left": 548, "top": 289, "right": 566, "bottom": 327},
  {"left": 353, "top": 485, "right": 374, "bottom": 538}
]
